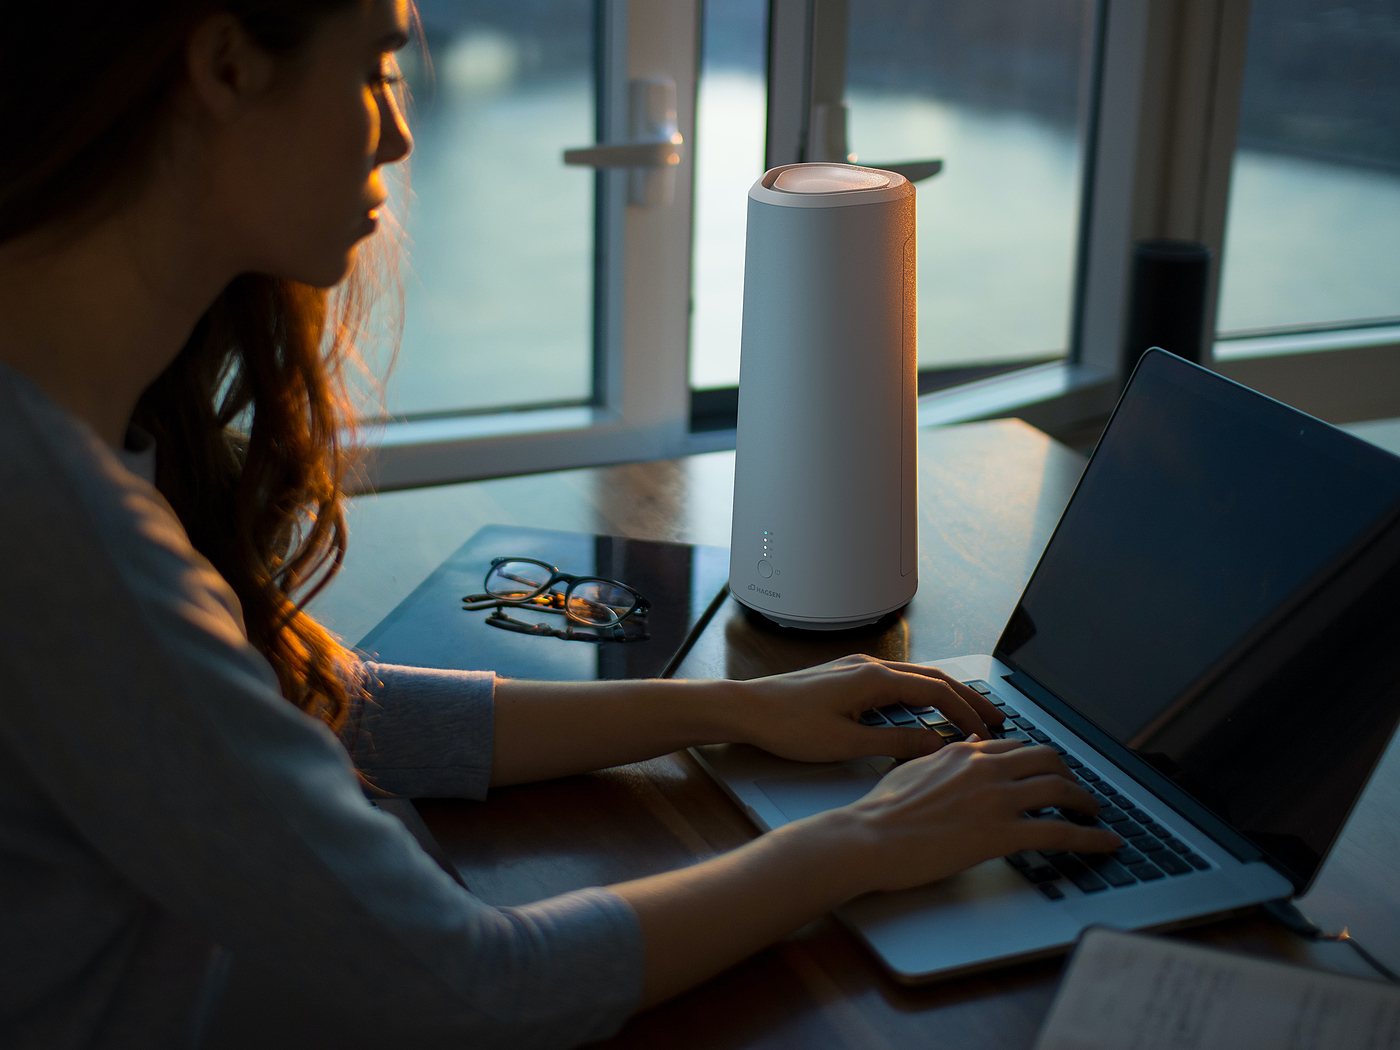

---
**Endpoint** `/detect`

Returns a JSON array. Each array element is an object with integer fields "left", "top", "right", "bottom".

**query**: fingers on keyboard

[{"left": 871, "top": 687, "right": 1214, "bottom": 887}]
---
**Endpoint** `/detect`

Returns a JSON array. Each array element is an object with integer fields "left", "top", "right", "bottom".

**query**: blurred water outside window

[
  {"left": 374, "top": 0, "right": 597, "bottom": 420},
  {"left": 1216, "top": 0, "right": 1400, "bottom": 349},
  {"left": 688, "top": 0, "right": 1098, "bottom": 395},
  {"left": 689, "top": 0, "right": 770, "bottom": 393},
  {"left": 846, "top": 0, "right": 1095, "bottom": 376}
]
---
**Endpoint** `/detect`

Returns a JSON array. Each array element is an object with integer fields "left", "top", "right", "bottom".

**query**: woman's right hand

[
  {"left": 815, "top": 739, "right": 1122, "bottom": 895},
  {"left": 614, "top": 737, "right": 1122, "bottom": 1010}
]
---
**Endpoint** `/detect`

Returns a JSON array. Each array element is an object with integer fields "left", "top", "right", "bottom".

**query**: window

[
  {"left": 390, "top": 2, "right": 597, "bottom": 418},
  {"left": 1216, "top": 0, "right": 1400, "bottom": 342},
  {"left": 843, "top": 0, "right": 1094, "bottom": 378},
  {"left": 364, "top": 0, "right": 1400, "bottom": 490},
  {"left": 362, "top": 0, "right": 701, "bottom": 489},
  {"left": 1206, "top": 0, "right": 1400, "bottom": 426},
  {"left": 690, "top": 0, "right": 1104, "bottom": 433},
  {"left": 689, "top": 0, "right": 770, "bottom": 401}
]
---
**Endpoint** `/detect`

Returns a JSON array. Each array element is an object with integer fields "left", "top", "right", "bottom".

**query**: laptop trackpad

[{"left": 755, "top": 764, "right": 885, "bottom": 821}]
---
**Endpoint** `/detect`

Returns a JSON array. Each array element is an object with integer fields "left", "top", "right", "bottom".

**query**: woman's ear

[{"left": 184, "top": 13, "right": 276, "bottom": 123}]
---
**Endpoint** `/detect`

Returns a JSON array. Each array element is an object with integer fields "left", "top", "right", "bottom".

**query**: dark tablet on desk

[{"left": 355, "top": 524, "right": 730, "bottom": 680}]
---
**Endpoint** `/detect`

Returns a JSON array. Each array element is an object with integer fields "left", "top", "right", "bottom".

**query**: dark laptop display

[{"left": 997, "top": 351, "right": 1400, "bottom": 890}]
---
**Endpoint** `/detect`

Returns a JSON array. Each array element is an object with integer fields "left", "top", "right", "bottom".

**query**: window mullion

[
  {"left": 765, "top": 0, "right": 813, "bottom": 168},
  {"left": 612, "top": 0, "right": 699, "bottom": 451}
]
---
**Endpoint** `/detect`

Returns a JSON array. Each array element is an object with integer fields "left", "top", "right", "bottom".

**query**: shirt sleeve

[
  {"left": 340, "top": 662, "right": 496, "bottom": 800},
  {"left": 0, "top": 391, "right": 645, "bottom": 1048}
]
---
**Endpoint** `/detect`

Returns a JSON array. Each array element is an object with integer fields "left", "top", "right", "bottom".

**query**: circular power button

[{"left": 757, "top": 560, "right": 774, "bottom": 579}]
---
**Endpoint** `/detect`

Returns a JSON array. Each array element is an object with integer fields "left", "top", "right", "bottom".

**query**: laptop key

[
  {"left": 1038, "top": 883, "right": 1065, "bottom": 900},
  {"left": 1117, "top": 820, "right": 1149, "bottom": 839},
  {"left": 1011, "top": 717, "right": 1035, "bottom": 730},
  {"left": 1081, "top": 854, "right": 1137, "bottom": 888},
  {"left": 878, "top": 705, "right": 919, "bottom": 725},
  {"left": 1096, "top": 783, "right": 1119, "bottom": 797},
  {"left": 1127, "top": 861, "right": 1165, "bottom": 881},
  {"left": 1004, "top": 730, "right": 1033, "bottom": 743},
  {"left": 1114, "top": 846, "right": 1146, "bottom": 866},
  {"left": 1096, "top": 805, "right": 1129, "bottom": 824},
  {"left": 998, "top": 706, "right": 1021, "bottom": 718},
  {"left": 858, "top": 710, "right": 888, "bottom": 726},
  {"left": 1006, "top": 851, "right": 1060, "bottom": 884},
  {"left": 1183, "top": 852, "right": 1210, "bottom": 871},
  {"left": 931, "top": 724, "right": 964, "bottom": 740},
  {"left": 1164, "top": 836, "right": 1191, "bottom": 854},
  {"left": 1048, "top": 742, "right": 1067, "bottom": 754},
  {"left": 1063, "top": 755, "right": 1083, "bottom": 769},
  {"left": 1154, "top": 852, "right": 1192, "bottom": 876},
  {"left": 964, "top": 680, "right": 992, "bottom": 694},
  {"left": 1026, "top": 860, "right": 1060, "bottom": 884},
  {"left": 1077, "top": 768, "right": 1100, "bottom": 782},
  {"left": 1028, "top": 729, "right": 1051, "bottom": 743},
  {"left": 1057, "top": 807, "right": 1099, "bottom": 827},
  {"left": 1048, "top": 854, "right": 1108, "bottom": 893},
  {"left": 1144, "top": 821, "right": 1169, "bottom": 837},
  {"left": 1118, "top": 802, "right": 1144, "bottom": 819},
  {"left": 904, "top": 704, "right": 942, "bottom": 715}
]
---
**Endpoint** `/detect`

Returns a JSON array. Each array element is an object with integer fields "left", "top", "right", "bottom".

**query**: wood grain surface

[{"left": 306, "top": 419, "right": 1399, "bottom": 1049}]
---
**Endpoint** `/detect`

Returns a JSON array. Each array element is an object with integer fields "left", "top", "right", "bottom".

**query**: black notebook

[{"left": 355, "top": 524, "right": 730, "bottom": 681}]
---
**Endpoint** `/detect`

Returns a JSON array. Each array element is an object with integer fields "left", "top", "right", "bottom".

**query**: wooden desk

[{"left": 314, "top": 419, "right": 1400, "bottom": 1048}]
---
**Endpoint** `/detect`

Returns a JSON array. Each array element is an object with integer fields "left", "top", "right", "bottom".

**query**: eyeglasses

[{"left": 462, "top": 557, "right": 651, "bottom": 643}]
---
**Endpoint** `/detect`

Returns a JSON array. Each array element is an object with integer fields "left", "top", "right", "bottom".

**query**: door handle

[
  {"left": 862, "top": 159, "right": 943, "bottom": 183},
  {"left": 808, "top": 102, "right": 943, "bottom": 183},
  {"left": 562, "top": 140, "right": 682, "bottom": 168},
  {"left": 563, "top": 77, "right": 684, "bottom": 206}
]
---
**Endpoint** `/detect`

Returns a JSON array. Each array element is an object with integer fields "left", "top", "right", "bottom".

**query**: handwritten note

[{"left": 1035, "top": 927, "right": 1400, "bottom": 1050}]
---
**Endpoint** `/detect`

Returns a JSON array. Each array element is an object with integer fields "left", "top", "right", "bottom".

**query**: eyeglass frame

[{"left": 464, "top": 556, "right": 651, "bottom": 629}]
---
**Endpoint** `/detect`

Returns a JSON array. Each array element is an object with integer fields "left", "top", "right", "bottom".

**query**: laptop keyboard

[{"left": 858, "top": 679, "right": 1212, "bottom": 899}]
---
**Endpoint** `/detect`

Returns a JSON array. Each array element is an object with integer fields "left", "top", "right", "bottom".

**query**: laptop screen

[{"left": 996, "top": 351, "right": 1400, "bottom": 887}]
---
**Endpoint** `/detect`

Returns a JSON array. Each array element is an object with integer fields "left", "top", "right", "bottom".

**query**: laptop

[{"left": 692, "top": 349, "right": 1400, "bottom": 982}]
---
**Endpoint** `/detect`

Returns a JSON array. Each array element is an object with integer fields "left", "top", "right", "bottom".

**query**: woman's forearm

[
  {"left": 490, "top": 677, "right": 748, "bottom": 786},
  {"left": 609, "top": 811, "right": 872, "bottom": 1009},
  {"left": 489, "top": 657, "right": 1009, "bottom": 788}
]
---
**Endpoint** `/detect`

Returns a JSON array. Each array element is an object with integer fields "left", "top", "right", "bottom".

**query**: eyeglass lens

[
  {"left": 485, "top": 560, "right": 638, "bottom": 627},
  {"left": 566, "top": 580, "right": 636, "bottom": 626},
  {"left": 485, "top": 560, "right": 553, "bottom": 601}
]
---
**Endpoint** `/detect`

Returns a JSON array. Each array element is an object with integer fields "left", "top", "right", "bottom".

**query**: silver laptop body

[{"left": 695, "top": 351, "right": 1400, "bottom": 983}]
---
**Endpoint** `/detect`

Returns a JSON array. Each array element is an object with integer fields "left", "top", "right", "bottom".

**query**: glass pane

[
  {"left": 1216, "top": 0, "right": 1400, "bottom": 337},
  {"left": 385, "top": 1, "right": 596, "bottom": 417},
  {"left": 486, "top": 559, "right": 555, "bottom": 599},
  {"left": 689, "top": 0, "right": 771, "bottom": 391},
  {"left": 566, "top": 580, "right": 636, "bottom": 624},
  {"left": 844, "top": 0, "right": 1095, "bottom": 371}
]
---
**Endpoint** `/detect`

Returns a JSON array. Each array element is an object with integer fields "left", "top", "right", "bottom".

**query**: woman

[{"left": 0, "top": 1, "right": 1119, "bottom": 1046}]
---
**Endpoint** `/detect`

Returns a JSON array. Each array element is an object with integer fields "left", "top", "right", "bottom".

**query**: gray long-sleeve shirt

[{"left": 0, "top": 362, "right": 644, "bottom": 1048}]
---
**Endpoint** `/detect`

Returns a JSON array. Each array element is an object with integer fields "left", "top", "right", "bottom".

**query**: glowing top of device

[{"left": 771, "top": 165, "right": 891, "bottom": 194}]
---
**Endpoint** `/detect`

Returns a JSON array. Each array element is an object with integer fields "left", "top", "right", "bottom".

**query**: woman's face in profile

[{"left": 213, "top": 0, "right": 413, "bottom": 288}]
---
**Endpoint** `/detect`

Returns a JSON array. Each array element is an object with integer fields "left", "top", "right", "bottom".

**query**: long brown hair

[{"left": 7, "top": 1, "right": 403, "bottom": 732}]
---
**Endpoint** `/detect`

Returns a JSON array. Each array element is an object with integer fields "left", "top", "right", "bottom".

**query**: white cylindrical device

[{"left": 729, "top": 162, "right": 917, "bottom": 630}]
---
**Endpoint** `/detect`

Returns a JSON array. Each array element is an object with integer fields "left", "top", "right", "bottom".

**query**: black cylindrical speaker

[{"left": 1122, "top": 239, "right": 1211, "bottom": 381}]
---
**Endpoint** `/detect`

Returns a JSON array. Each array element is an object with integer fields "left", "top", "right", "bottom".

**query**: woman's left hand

[{"left": 727, "top": 654, "right": 1005, "bottom": 763}]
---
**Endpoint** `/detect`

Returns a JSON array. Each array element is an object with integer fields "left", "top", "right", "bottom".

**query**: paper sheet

[{"left": 1035, "top": 927, "right": 1400, "bottom": 1050}]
